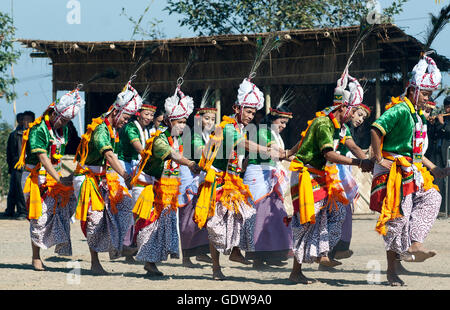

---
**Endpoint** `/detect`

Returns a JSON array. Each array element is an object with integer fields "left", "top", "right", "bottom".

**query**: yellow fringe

[
  {"left": 14, "top": 116, "right": 44, "bottom": 170},
  {"left": 74, "top": 117, "right": 104, "bottom": 166},
  {"left": 151, "top": 177, "right": 181, "bottom": 222},
  {"left": 130, "top": 130, "right": 162, "bottom": 186}
]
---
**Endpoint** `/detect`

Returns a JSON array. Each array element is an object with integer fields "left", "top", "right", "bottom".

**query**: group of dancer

[{"left": 14, "top": 36, "right": 450, "bottom": 286}]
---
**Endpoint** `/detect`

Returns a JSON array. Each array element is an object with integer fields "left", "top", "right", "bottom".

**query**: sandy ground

[{"left": 1, "top": 201, "right": 450, "bottom": 291}]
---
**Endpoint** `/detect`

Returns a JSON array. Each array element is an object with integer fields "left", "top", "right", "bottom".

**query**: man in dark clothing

[
  {"left": 426, "top": 96, "right": 450, "bottom": 213},
  {"left": 3, "top": 111, "right": 35, "bottom": 219}
]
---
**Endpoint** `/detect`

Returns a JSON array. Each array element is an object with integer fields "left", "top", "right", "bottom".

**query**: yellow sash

[
  {"left": 194, "top": 116, "right": 237, "bottom": 228},
  {"left": 132, "top": 184, "right": 155, "bottom": 220},
  {"left": 289, "top": 160, "right": 316, "bottom": 225},
  {"left": 24, "top": 165, "right": 44, "bottom": 219},
  {"left": 74, "top": 165, "right": 105, "bottom": 222}
]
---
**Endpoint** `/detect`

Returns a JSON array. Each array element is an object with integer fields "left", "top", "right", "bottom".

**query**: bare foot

[
  {"left": 395, "top": 261, "right": 412, "bottom": 275},
  {"left": 124, "top": 255, "right": 136, "bottom": 263},
  {"left": 317, "top": 256, "right": 342, "bottom": 267},
  {"left": 229, "top": 251, "right": 251, "bottom": 265},
  {"left": 91, "top": 263, "right": 109, "bottom": 275},
  {"left": 318, "top": 264, "right": 338, "bottom": 272},
  {"left": 405, "top": 243, "right": 437, "bottom": 262},
  {"left": 334, "top": 250, "right": 353, "bottom": 260},
  {"left": 144, "top": 263, "right": 163, "bottom": 277},
  {"left": 212, "top": 267, "right": 226, "bottom": 280},
  {"left": 32, "top": 258, "right": 46, "bottom": 271},
  {"left": 182, "top": 257, "right": 200, "bottom": 268},
  {"left": 288, "top": 271, "right": 317, "bottom": 284},
  {"left": 121, "top": 245, "right": 138, "bottom": 257},
  {"left": 387, "top": 271, "right": 405, "bottom": 287},
  {"left": 252, "top": 259, "right": 269, "bottom": 270},
  {"left": 196, "top": 254, "right": 213, "bottom": 264}
]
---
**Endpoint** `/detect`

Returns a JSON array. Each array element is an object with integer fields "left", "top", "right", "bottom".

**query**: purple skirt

[
  {"left": 178, "top": 195, "right": 210, "bottom": 257},
  {"left": 245, "top": 191, "right": 293, "bottom": 261}
]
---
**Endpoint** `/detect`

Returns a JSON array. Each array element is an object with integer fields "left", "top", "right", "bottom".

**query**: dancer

[
  {"left": 370, "top": 53, "right": 448, "bottom": 286},
  {"left": 243, "top": 91, "right": 294, "bottom": 269},
  {"left": 118, "top": 101, "right": 156, "bottom": 176},
  {"left": 130, "top": 78, "right": 200, "bottom": 277},
  {"left": 15, "top": 88, "right": 85, "bottom": 271},
  {"left": 73, "top": 79, "right": 142, "bottom": 275},
  {"left": 326, "top": 103, "right": 372, "bottom": 264},
  {"left": 178, "top": 89, "right": 215, "bottom": 267},
  {"left": 116, "top": 101, "right": 156, "bottom": 262},
  {"left": 285, "top": 67, "right": 372, "bottom": 284}
]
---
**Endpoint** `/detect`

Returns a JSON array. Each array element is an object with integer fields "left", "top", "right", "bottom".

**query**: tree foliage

[
  {"left": 0, "top": 120, "right": 12, "bottom": 197},
  {"left": 0, "top": 11, "right": 20, "bottom": 103},
  {"left": 165, "top": 0, "right": 409, "bottom": 36},
  {"left": 121, "top": 0, "right": 165, "bottom": 40}
]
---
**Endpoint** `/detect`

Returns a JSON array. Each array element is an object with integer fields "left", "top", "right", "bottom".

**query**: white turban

[
  {"left": 333, "top": 67, "right": 363, "bottom": 108},
  {"left": 409, "top": 53, "right": 441, "bottom": 93},
  {"left": 113, "top": 82, "right": 143, "bottom": 115},
  {"left": 165, "top": 86, "right": 194, "bottom": 120},
  {"left": 236, "top": 78, "right": 264, "bottom": 110},
  {"left": 54, "top": 88, "right": 85, "bottom": 120}
]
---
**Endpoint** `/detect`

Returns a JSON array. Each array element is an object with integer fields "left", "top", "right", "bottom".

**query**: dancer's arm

[
  {"left": 423, "top": 156, "right": 447, "bottom": 179},
  {"left": 371, "top": 128, "right": 392, "bottom": 170},
  {"left": 104, "top": 150, "right": 132, "bottom": 188},
  {"left": 345, "top": 138, "right": 368, "bottom": 159},
  {"left": 323, "top": 149, "right": 372, "bottom": 171}
]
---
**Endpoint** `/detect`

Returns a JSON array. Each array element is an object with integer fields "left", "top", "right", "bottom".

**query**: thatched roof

[{"left": 17, "top": 24, "right": 449, "bottom": 94}]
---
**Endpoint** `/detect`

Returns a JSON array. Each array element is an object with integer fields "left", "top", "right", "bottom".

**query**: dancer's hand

[
  {"left": 360, "top": 159, "right": 374, "bottom": 173},
  {"left": 375, "top": 157, "right": 393, "bottom": 170},
  {"left": 60, "top": 176, "right": 73, "bottom": 186},
  {"left": 431, "top": 166, "right": 447, "bottom": 179},
  {"left": 124, "top": 173, "right": 133, "bottom": 189},
  {"left": 188, "top": 161, "right": 201, "bottom": 175}
]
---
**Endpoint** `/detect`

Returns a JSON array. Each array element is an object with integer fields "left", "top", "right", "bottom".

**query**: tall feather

[
  {"left": 129, "top": 43, "right": 160, "bottom": 80},
  {"left": 200, "top": 86, "right": 212, "bottom": 109},
  {"left": 276, "top": 87, "right": 295, "bottom": 109},
  {"left": 424, "top": 4, "right": 450, "bottom": 50},
  {"left": 342, "top": 21, "right": 375, "bottom": 77},
  {"left": 249, "top": 33, "right": 282, "bottom": 78},
  {"left": 180, "top": 48, "right": 199, "bottom": 79}
]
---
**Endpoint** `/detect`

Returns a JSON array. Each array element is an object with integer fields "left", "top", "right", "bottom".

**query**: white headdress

[
  {"left": 236, "top": 78, "right": 264, "bottom": 111},
  {"left": 164, "top": 78, "right": 194, "bottom": 120},
  {"left": 53, "top": 87, "right": 85, "bottom": 121},
  {"left": 333, "top": 65, "right": 364, "bottom": 109},
  {"left": 109, "top": 78, "right": 143, "bottom": 124},
  {"left": 408, "top": 52, "right": 441, "bottom": 103}
]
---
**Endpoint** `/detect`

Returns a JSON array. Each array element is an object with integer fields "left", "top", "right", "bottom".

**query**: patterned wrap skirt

[
  {"left": 22, "top": 167, "right": 77, "bottom": 256},
  {"left": 73, "top": 166, "right": 134, "bottom": 259},
  {"left": 290, "top": 170, "right": 346, "bottom": 264},
  {"left": 132, "top": 171, "right": 180, "bottom": 263}
]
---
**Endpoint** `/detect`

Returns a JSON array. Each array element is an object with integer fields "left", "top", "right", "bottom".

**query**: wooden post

[
  {"left": 215, "top": 89, "right": 221, "bottom": 124},
  {"left": 375, "top": 74, "right": 381, "bottom": 119},
  {"left": 265, "top": 85, "right": 271, "bottom": 115}
]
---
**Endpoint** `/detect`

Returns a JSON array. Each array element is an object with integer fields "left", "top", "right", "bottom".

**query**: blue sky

[{"left": 0, "top": 0, "right": 449, "bottom": 133}]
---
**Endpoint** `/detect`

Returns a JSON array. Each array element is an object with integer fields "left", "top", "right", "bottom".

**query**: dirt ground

[{"left": 1, "top": 201, "right": 450, "bottom": 291}]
